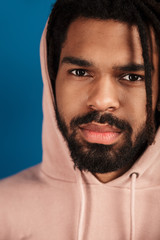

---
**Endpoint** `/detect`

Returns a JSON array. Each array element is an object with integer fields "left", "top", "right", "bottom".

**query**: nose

[{"left": 87, "top": 76, "right": 120, "bottom": 112}]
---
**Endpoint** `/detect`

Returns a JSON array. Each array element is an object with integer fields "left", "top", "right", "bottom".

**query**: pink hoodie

[{"left": 1, "top": 22, "right": 160, "bottom": 240}]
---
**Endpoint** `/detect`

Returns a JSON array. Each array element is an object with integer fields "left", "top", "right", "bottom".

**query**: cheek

[
  {"left": 121, "top": 90, "right": 147, "bottom": 144},
  {"left": 55, "top": 77, "right": 87, "bottom": 123},
  {"left": 151, "top": 53, "right": 159, "bottom": 111},
  {"left": 152, "top": 78, "right": 159, "bottom": 112},
  {"left": 123, "top": 89, "right": 147, "bottom": 127}
]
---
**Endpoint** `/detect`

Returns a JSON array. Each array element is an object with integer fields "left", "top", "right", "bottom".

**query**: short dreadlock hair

[{"left": 47, "top": 0, "right": 160, "bottom": 145}]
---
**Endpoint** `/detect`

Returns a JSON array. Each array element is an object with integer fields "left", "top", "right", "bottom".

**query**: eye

[
  {"left": 121, "top": 74, "right": 144, "bottom": 82},
  {"left": 70, "top": 69, "right": 89, "bottom": 77}
]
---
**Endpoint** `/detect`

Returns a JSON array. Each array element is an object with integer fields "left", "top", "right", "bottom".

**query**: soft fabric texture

[{"left": 0, "top": 22, "right": 160, "bottom": 240}]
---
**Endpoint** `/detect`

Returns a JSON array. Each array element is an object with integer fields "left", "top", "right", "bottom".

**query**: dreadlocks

[{"left": 47, "top": 0, "right": 160, "bottom": 145}]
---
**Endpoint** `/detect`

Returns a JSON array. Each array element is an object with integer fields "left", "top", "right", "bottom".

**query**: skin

[{"left": 55, "top": 18, "right": 159, "bottom": 183}]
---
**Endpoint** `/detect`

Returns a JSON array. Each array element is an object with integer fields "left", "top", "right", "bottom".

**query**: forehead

[{"left": 60, "top": 18, "right": 158, "bottom": 65}]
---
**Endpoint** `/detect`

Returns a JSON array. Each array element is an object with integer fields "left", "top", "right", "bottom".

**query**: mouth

[{"left": 79, "top": 122, "right": 122, "bottom": 145}]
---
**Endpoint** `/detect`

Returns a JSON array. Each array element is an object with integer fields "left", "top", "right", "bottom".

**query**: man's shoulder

[
  {"left": 0, "top": 164, "right": 49, "bottom": 238},
  {"left": 0, "top": 164, "right": 43, "bottom": 196}
]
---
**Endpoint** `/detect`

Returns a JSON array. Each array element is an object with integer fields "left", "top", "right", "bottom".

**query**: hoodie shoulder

[
  {"left": 0, "top": 164, "right": 43, "bottom": 208},
  {"left": 0, "top": 164, "right": 42, "bottom": 188},
  {"left": 0, "top": 164, "right": 47, "bottom": 238}
]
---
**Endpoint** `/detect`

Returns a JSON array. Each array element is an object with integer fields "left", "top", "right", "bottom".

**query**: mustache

[{"left": 70, "top": 111, "right": 132, "bottom": 133}]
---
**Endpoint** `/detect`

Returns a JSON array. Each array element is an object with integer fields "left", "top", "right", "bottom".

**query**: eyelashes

[
  {"left": 68, "top": 68, "right": 144, "bottom": 82},
  {"left": 69, "top": 69, "right": 90, "bottom": 77},
  {"left": 120, "top": 73, "right": 144, "bottom": 82}
]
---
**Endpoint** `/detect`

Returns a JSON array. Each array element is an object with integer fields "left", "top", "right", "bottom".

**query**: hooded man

[{"left": 0, "top": 0, "right": 160, "bottom": 239}]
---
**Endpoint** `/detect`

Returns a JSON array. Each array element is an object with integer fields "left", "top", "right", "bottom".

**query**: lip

[{"left": 79, "top": 123, "right": 122, "bottom": 145}]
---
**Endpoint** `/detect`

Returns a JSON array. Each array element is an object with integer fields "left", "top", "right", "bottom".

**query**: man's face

[{"left": 55, "top": 18, "right": 159, "bottom": 173}]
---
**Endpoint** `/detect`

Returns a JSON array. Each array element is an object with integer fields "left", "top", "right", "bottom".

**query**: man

[{"left": 0, "top": 0, "right": 160, "bottom": 239}]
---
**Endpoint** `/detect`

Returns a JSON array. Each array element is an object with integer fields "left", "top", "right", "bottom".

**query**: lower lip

[{"left": 80, "top": 128, "right": 121, "bottom": 145}]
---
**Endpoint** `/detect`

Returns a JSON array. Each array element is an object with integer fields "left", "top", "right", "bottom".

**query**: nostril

[
  {"left": 88, "top": 105, "right": 97, "bottom": 111},
  {"left": 88, "top": 104, "right": 119, "bottom": 112},
  {"left": 106, "top": 106, "right": 117, "bottom": 111}
]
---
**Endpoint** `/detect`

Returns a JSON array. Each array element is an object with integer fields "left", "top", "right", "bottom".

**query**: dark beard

[{"left": 55, "top": 107, "right": 147, "bottom": 173}]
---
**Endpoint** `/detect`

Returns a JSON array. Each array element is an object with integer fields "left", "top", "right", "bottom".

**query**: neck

[{"left": 94, "top": 166, "right": 131, "bottom": 183}]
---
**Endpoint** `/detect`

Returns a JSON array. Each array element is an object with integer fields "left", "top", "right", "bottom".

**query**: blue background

[{"left": 0, "top": 0, "right": 56, "bottom": 179}]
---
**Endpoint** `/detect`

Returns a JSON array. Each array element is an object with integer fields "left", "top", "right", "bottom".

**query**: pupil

[
  {"left": 130, "top": 75, "right": 137, "bottom": 81},
  {"left": 77, "top": 70, "right": 85, "bottom": 76}
]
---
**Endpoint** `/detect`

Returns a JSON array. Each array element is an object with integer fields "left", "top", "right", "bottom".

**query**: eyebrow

[
  {"left": 61, "top": 56, "right": 93, "bottom": 67},
  {"left": 61, "top": 56, "right": 154, "bottom": 72},
  {"left": 113, "top": 64, "right": 145, "bottom": 72},
  {"left": 114, "top": 63, "right": 154, "bottom": 72}
]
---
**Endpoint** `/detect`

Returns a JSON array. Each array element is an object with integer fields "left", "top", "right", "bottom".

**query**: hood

[
  {"left": 40, "top": 22, "right": 77, "bottom": 183},
  {"left": 40, "top": 21, "right": 160, "bottom": 188}
]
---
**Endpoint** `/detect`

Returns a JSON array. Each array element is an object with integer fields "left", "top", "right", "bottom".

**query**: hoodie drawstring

[
  {"left": 130, "top": 172, "right": 139, "bottom": 240},
  {"left": 77, "top": 170, "right": 139, "bottom": 240},
  {"left": 77, "top": 170, "right": 86, "bottom": 240}
]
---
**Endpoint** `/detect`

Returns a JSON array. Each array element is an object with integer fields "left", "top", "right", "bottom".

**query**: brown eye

[
  {"left": 71, "top": 69, "right": 88, "bottom": 77},
  {"left": 122, "top": 74, "right": 144, "bottom": 81}
]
